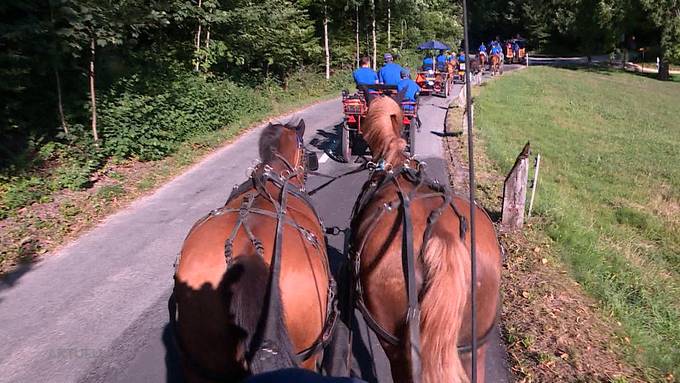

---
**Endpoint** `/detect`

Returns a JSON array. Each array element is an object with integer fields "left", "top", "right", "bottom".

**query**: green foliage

[
  {"left": 99, "top": 70, "right": 268, "bottom": 160},
  {"left": 96, "top": 184, "right": 124, "bottom": 201},
  {"left": 0, "top": 176, "right": 49, "bottom": 219}
]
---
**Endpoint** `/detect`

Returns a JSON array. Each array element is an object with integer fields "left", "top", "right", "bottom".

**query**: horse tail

[
  {"left": 227, "top": 254, "right": 297, "bottom": 375},
  {"left": 419, "top": 234, "right": 470, "bottom": 383}
]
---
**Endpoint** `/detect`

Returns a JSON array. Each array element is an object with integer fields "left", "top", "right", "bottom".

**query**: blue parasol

[{"left": 416, "top": 40, "right": 451, "bottom": 50}]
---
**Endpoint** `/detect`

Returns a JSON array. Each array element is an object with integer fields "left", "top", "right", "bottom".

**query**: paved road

[{"left": 0, "top": 74, "right": 513, "bottom": 383}]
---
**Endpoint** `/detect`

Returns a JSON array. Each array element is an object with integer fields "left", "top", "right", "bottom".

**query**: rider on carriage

[
  {"left": 378, "top": 53, "right": 404, "bottom": 86},
  {"left": 435, "top": 49, "right": 448, "bottom": 72},
  {"left": 397, "top": 69, "right": 420, "bottom": 109},
  {"left": 353, "top": 56, "right": 378, "bottom": 89},
  {"left": 458, "top": 50, "right": 466, "bottom": 63},
  {"left": 479, "top": 42, "right": 487, "bottom": 57},
  {"left": 421, "top": 54, "right": 434, "bottom": 71}
]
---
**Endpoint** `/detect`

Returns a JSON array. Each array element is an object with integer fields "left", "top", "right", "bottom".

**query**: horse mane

[{"left": 363, "top": 96, "right": 408, "bottom": 166}]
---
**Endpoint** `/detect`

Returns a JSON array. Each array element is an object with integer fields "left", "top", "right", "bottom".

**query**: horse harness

[
  {"left": 347, "top": 160, "right": 498, "bottom": 379},
  {"left": 169, "top": 154, "right": 339, "bottom": 380}
]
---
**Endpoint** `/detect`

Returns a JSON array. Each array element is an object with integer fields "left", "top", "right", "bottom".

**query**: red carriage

[{"left": 341, "top": 85, "right": 418, "bottom": 163}]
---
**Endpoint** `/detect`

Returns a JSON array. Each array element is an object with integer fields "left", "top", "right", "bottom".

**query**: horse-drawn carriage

[
  {"left": 453, "top": 60, "right": 467, "bottom": 84},
  {"left": 416, "top": 69, "right": 453, "bottom": 97},
  {"left": 505, "top": 39, "right": 527, "bottom": 64},
  {"left": 340, "top": 85, "right": 418, "bottom": 163},
  {"left": 172, "top": 87, "right": 503, "bottom": 383}
]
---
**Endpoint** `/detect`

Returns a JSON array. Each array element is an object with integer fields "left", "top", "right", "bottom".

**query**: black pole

[{"left": 461, "top": 0, "right": 478, "bottom": 382}]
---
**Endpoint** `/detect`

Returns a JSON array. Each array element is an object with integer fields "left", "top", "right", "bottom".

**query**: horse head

[{"left": 258, "top": 120, "right": 315, "bottom": 184}]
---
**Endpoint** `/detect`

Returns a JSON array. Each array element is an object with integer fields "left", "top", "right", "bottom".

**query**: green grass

[{"left": 475, "top": 67, "right": 680, "bottom": 380}]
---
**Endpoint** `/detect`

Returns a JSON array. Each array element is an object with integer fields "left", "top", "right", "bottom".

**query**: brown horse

[
  {"left": 172, "top": 120, "right": 335, "bottom": 382},
  {"left": 349, "top": 96, "right": 502, "bottom": 383},
  {"left": 490, "top": 54, "right": 502, "bottom": 76},
  {"left": 478, "top": 52, "right": 487, "bottom": 73}
]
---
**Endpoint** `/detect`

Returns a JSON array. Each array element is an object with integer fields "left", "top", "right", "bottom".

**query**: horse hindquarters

[{"left": 419, "top": 235, "right": 471, "bottom": 383}]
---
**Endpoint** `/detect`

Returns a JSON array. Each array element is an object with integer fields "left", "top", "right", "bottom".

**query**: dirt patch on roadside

[{"left": 443, "top": 104, "right": 647, "bottom": 382}]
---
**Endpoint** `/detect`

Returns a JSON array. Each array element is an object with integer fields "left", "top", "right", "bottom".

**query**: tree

[
  {"left": 639, "top": 0, "right": 680, "bottom": 80},
  {"left": 219, "top": 0, "right": 320, "bottom": 80}
]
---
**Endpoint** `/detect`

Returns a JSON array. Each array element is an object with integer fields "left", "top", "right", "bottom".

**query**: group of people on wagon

[
  {"left": 421, "top": 50, "right": 466, "bottom": 72},
  {"left": 352, "top": 53, "right": 421, "bottom": 106}
]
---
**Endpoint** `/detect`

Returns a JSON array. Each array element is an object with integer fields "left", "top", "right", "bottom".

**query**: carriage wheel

[{"left": 341, "top": 122, "right": 352, "bottom": 163}]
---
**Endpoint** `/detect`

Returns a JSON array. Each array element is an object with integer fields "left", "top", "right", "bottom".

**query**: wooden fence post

[{"left": 501, "top": 142, "right": 531, "bottom": 232}]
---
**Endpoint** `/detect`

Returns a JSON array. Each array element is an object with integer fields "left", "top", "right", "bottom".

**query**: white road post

[{"left": 528, "top": 153, "right": 541, "bottom": 217}]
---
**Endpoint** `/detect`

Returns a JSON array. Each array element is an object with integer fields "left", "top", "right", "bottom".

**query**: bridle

[{"left": 271, "top": 127, "right": 307, "bottom": 188}]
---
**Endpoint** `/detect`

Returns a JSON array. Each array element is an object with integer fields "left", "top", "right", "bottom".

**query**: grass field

[{"left": 475, "top": 67, "right": 680, "bottom": 380}]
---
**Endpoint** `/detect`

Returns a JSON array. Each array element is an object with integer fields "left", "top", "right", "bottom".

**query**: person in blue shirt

[
  {"left": 397, "top": 69, "right": 420, "bottom": 108},
  {"left": 435, "top": 49, "right": 448, "bottom": 71},
  {"left": 378, "top": 53, "right": 404, "bottom": 86},
  {"left": 479, "top": 42, "right": 487, "bottom": 55},
  {"left": 512, "top": 41, "right": 520, "bottom": 56},
  {"left": 458, "top": 51, "right": 466, "bottom": 63},
  {"left": 422, "top": 55, "right": 434, "bottom": 71},
  {"left": 353, "top": 56, "right": 378, "bottom": 88}
]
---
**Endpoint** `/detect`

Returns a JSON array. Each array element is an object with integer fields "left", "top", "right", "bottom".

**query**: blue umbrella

[{"left": 417, "top": 40, "right": 451, "bottom": 51}]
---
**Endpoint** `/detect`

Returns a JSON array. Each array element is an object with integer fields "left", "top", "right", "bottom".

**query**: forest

[{"left": 0, "top": 0, "right": 678, "bottom": 218}]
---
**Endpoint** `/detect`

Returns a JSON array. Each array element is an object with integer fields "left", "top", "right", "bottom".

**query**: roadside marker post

[{"left": 528, "top": 154, "right": 541, "bottom": 217}]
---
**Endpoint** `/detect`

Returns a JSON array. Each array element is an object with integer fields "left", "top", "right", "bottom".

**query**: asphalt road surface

[{"left": 0, "top": 68, "right": 518, "bottom": 383}]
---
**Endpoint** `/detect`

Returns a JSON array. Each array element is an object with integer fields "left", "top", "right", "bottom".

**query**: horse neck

[{"left": 368, "top": 129, "right": 408, "bottom": 168}]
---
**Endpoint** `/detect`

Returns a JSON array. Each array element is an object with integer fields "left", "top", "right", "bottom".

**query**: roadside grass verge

[
  {"left": 474, "top": 66, "right": 679, "bottom": 380},
  {"left": 0, "top": 70, "right": 352, "bottom": 273}
]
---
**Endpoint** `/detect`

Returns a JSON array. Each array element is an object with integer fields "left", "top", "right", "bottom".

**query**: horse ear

[
  {"left": 296, "top": 119, "right": 305, "bottom": 135},
  {"left": 393, "top": 87, "right": 407, "bottom": 105},
  {"left": 365, "top": 91, "right": 376, "bottom": 106}
]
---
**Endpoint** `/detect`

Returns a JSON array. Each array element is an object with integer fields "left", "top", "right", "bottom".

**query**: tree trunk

[
  {"left": 89, "top": 37, "right": 98, "bottom": 143},
  {"left": 323, "top": 3, "right": 330, "bottom": 80},
  {"left": 400, "top": 19, "right": 405, "bottom": 51},
  {"left": 355, "top": 4, "right": 360, "bottom": 68},
  {"left": 371, "top": 0, "right": 376, "bottom": 70},
  {"left": 54, "top": 66, "right": 68, "bottom": 135},
  {"left": 387, "top": 0, "right": 391, "bottom": 49},
  {"left": 48, "top": 3, "right": 67, "bottom": 135},
  {"left": 194, "top": 0, "right": 203, "bottom": 72},
  {"left": 658, "top": 58, "right": 670, "bottom": 80}
]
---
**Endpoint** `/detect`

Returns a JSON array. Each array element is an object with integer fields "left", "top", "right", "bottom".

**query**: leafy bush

[
  {"left": 99, "top": 71, "right": 269, "bottom": 160},
  {"left": 0, "top": 176, "right": 48, "bottom": 218}
]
